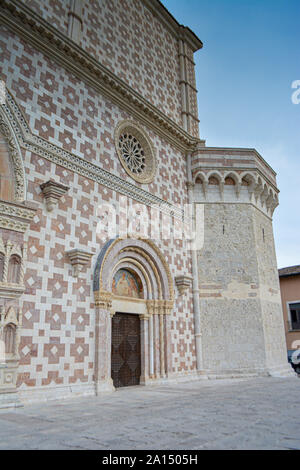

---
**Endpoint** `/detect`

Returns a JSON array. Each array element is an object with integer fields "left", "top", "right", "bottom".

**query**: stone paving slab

[{"left": 0, "top": 376, "right": 299, "bottom": 450}]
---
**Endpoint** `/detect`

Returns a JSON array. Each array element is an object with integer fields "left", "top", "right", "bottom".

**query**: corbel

[
  {"left": 175, "top": 275, "right": 193, "bottom": 295},
  {"left": 65, "top": 249, "right": 93, "bottom": 277},
  {"left": 40, "top": 180, "right": 69, "bottom": 212}
]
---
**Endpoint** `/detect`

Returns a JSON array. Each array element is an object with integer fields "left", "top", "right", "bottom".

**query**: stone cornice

[
  {"left": 193, "top": 146, "right": 277, "bottom": 178},
  {"left": 141, "top": 0, "right": 203, "bottom": 52},
  {"left": 0, "top": 199, "right": 36, "bottom": 233},
  {"left": 192, "top": 146, "right": 278, "bottom": 190},
  {"left": 0, "top": 0, "right": 204, "bottom": 152}
]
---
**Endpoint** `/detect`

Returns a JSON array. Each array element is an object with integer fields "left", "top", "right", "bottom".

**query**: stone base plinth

[{"left": 95, "top": 379, "right": 115, "bottom": 395}]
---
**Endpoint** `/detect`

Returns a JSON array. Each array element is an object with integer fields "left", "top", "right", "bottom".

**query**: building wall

[
  {"left": 197, "top": 203, "right": 289, "bottom": 376},
  {"left": 197, "top": 203, "right": 266, "bottom": 375},
  {"left": 0, "top": 16, "right": 197, "bottom": 397},
  {"left": 22, "top": 0, "right": 184, "bottom": 127},
  {"left": 279, "top": 275, "right": 300, "bottom": 350},
  {"left": 0, "top": 0, "right": 292, "bottom": 404},
  {"left": 253, "top": 209, "right": 288, "bottom": 370}
]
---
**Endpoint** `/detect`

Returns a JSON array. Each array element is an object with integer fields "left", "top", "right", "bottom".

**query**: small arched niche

[
  {"left": 112, "top": 268, "right": 143, "bottom": 299},
  {"left": 7, "top": 255, "right": 21, "bottom": 284},
  {"left": 224, "top": 176, "right": 236, "bottom": 186},
  {"left": 3, "top": 323, "right": 16, "bottom": 355}
]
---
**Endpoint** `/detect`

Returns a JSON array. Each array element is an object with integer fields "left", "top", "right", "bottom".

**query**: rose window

[
  {"left": 115, "top": 121, "right": 156, "bottom": 184},
  {"left": 118, "top": 133, "right": 146, "bottom": 175}
]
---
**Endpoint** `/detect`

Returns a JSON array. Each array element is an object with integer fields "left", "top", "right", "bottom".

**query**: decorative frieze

[
  {"left": 193, "top": 169, "right": 279, "bottom": 218},
  {"left": 65, "top": 249, "right": 94, "bottom": 277},
  {"left": 0, "top": 199, "right": 36, "bottom": 234},
  {"left": 40, "top": 180, "right": 69, "bottom": 212},
  {"left": 94, "top": 290, "right": 112, "bottom": 309}
]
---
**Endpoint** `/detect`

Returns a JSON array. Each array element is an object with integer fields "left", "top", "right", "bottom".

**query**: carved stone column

[
  {"left": 164, "top": 313, "right": 172, "bottom": 377},
  {"left": 140, "top": 314, "right": 149, "bottom": 385},
  {"left": 94, "top": 293, "right": 115, "bottom": 394}
]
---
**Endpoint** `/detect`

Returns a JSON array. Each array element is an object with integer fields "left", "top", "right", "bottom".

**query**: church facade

[{"left": 0, "top": 0, "right": 292, "bottom": 407}]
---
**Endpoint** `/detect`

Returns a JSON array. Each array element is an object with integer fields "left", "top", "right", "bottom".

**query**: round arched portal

[{"left": 93, "top": 238, "right": 174, "bottom": 393}]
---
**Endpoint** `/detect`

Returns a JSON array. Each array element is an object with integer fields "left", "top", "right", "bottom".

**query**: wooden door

[{"left": 111, "top": 313, "right": 141, "bottom": 388}]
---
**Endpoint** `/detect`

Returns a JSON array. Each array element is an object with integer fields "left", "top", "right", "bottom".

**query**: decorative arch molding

[
  {"left": 193, "top": 169, "right": 279, "bottom": 217},
  {"left": 93, "top": 238, "right": 174, "bottom": 393},
  {"left": 93, "top": 237, "right": 174, "bottom": 313},
  {"left": 0, "top": 105, "right": 26, "bottom": 203}
]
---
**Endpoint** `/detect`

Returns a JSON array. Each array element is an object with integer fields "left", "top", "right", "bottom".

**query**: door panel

[{"left": 111, "top": 313, "right": 141, "bottom": 388}]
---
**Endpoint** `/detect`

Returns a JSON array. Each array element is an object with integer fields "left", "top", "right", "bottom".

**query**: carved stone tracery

[
  {"left": 0, "top": 305, "right": 22, "bottom": 393},
  {"left": 0, "top": 112, "right": 26, "bottom": 203}
]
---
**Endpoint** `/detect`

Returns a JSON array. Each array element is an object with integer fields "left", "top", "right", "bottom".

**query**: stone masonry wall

[
  {"left": 253, "top": 209, "right": 288, "bottom": 370},
  {"left": 0, "top": 24, "right": 197, "bottom": 396},
  {"left": 197, "top": 203, "right": 267, "bottom": 374}
]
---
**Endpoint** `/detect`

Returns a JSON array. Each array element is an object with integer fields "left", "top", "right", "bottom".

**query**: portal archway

[{"left": 93, "top": 238, "right": 174, "bottom": 393}]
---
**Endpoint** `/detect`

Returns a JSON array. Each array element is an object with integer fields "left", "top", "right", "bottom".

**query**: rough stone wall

[
  {"left": 253, "top": 209, "right": 288, "bottom": 370},
  {"left": 197, "top": 203, "right": 267, "bottom": 374},
  {"left": 0, "top": 25, "right": 197, "bottom": 394}
]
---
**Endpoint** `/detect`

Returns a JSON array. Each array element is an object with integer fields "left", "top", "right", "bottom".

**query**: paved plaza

[{"left": 0, "top": 376, "right": 299, "bottom": 450}]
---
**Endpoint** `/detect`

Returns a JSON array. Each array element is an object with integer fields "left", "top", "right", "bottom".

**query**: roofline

[
  {"left": 279, "top": 273, "right": 300, "bottom": 278},
  {"left": 141, "top": 0, "right": 203, "bottom": 52},
  {"left": 278, "top": 266, "right": 300, "bottom": 278}
]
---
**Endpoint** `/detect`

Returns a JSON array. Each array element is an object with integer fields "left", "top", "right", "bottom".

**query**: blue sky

[{"left": 162, "top": 0, "right": 300, "bottom": 268}]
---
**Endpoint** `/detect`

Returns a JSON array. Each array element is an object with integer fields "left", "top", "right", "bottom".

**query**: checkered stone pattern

[
  {"left": 16, "top": 149, "right": 196, "bottom": 388},
  {"left": 22, "top": 0, "right": 69, "bottom": 34},
  {"left": 81, "top": 0, "right": 182, "bottom": 127},
  {"left": 0, "top": 7, "right": 198, "bottom": 391},
  {"left": 0, "top": 26, "right": 188, "bottom": 207},
  {"left": 19, "top": 0, "right": 183, "bottom": 127}
]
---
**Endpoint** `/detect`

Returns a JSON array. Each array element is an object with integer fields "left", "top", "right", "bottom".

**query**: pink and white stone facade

[{"left": 0, "top": 0, "right": 293, "bottom": 406}]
